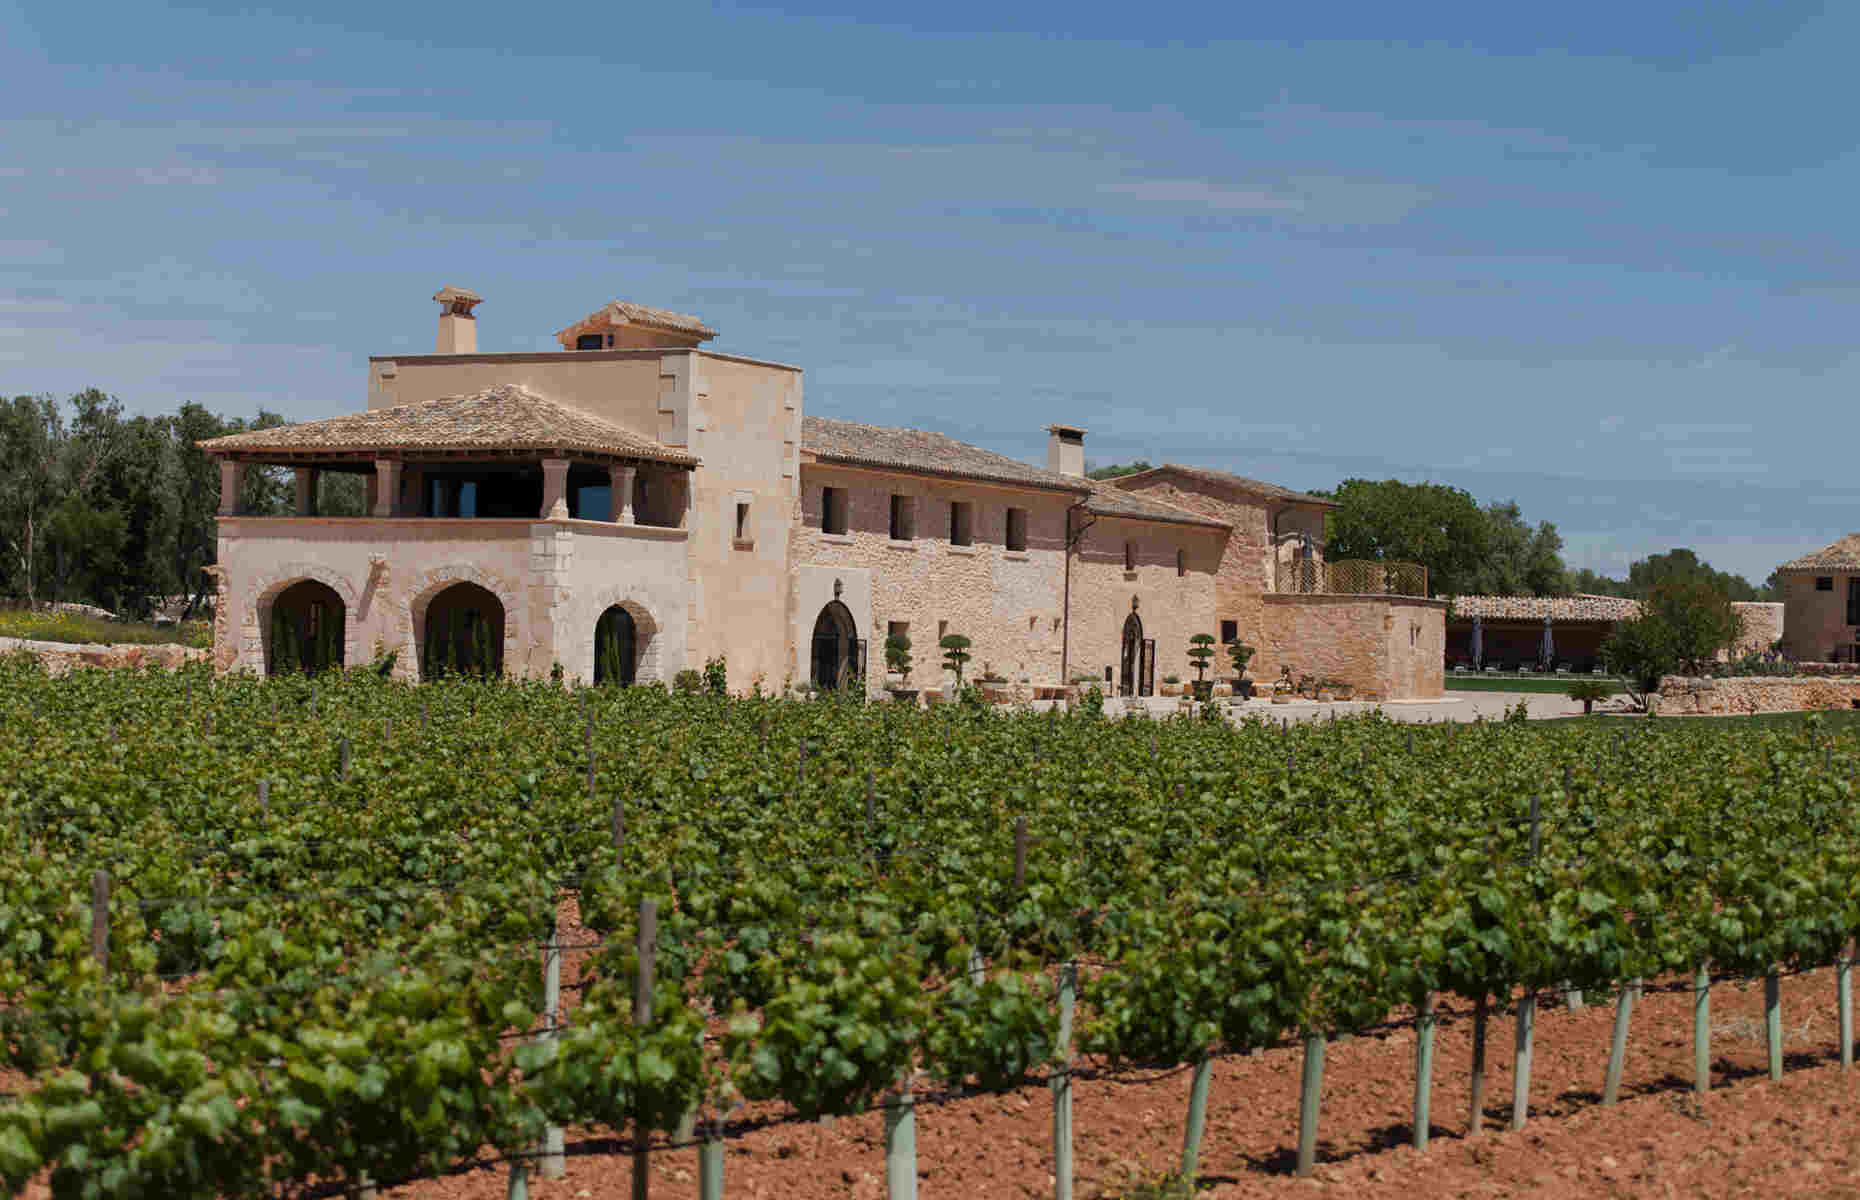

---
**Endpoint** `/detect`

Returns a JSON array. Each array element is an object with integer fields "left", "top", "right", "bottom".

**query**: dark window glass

[
  {"left": 1220, "top": 620, "right": 1237, "bottom": 644},
  {"left": 1818, "top": 576, "right": 1834, "bottom": 591},
  {"left": 1005, "top": 507, "right": 1027, "bottom": 551},
  {"left": 822, "top": 487, "right": 848, "bottom": 534},
  {"left": 1848, "top": 579, "right": 1860, "bottom": 625},
  {"left": 575, "top": 333, "right": 604, "bottom": 350}
]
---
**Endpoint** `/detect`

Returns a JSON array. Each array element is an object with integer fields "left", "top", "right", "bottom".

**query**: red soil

[{"left": 382, "top": 964, "right": 1860, "bottom": 1199}]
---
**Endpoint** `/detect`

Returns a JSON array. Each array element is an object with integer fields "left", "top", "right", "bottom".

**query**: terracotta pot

[{"left": 1159, "top": 681, "right": 1182, "bottom": 697}]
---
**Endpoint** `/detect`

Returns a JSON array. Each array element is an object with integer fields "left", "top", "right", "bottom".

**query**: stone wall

[
  {"left": 0, "top": 637, "right": 207, "bottom": 676},
  {"left": 1257, "top": 594, "right": 1448, "bottom": 700},
  {"left": 1727, "top": 602, "right": 1784, "bottom": 659},
  {"left": 1658, "top": 674, "right": 1860, "bottom": 714},
  {"left": 792, "top": 464, "right": 1074, "bottom": 695},
  {"left": 790, "top": 465, "right": 1221, "bottom": 696}
]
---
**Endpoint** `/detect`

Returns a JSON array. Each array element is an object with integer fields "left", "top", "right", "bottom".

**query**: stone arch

[
  {"left": 251, "top": 563, "right": 362, "bottom": 673},
  {"left": 404, "top": 564, "right": 524, "bottom": 679},
  {"left": 582, "top": 586, "right": 664, "bottom": 684}
]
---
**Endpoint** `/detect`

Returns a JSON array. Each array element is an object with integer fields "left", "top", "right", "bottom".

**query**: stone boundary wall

[
  {"left": 0, "top": 637, "right": 208, "bottom": 676},
  {"left": 1657, "top": 674, "right": 1860, "bottom": 715}
]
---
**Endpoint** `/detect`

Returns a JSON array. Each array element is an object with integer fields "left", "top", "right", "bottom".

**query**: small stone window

[
  {"left": 1848, "top": 579, "right": 1860, "bottom": 626},
  {"left": 734, "top": 501, "right": 750, "bottom": 541},
  {"left": 1818, "top": 576, "right": 1834, "bottom": 591},
  {"left": 1220, "top": 620, "right": 1237, "bottom": 644},
  {"left": 1005, "top": 507, "right": 1028, "bottom": 552},
  {"left": 1124, "top": 540, "right": 1136, "bottom": 571},
  {"left": 890, "top": 494, "right": 915, "bottom": 541},
  {"left": 949, "top": 501, "right": 974, "bottom": 547},
  {"left": 1176, "top": 548, "right": 1186, "bottom": 577},
  {"left": 822, "top": 487, "right": 848, "bottom": 535}
]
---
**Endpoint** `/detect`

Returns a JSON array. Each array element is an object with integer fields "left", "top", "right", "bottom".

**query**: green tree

[
  {"left": 1322, "top": 478, "right": 1492, "bottom": 597},
  {"left": 1466, "top": 500, "right": 1566, "bottom": 596},
  {"left": 1602, "top": 578, "right": 1743, "bottom": 704},
  {"left": 1085, "top": 461, "right": 1152, "bottom": 480},
  {"left": 939, "top": 633, "right": 972, "bottom": 687}
]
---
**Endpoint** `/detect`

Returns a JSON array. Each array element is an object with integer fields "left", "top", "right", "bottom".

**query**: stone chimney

[
  {"left": 1046, "top": 424, "right": 1086, "bottom": 477},
  {"left": 433, "top": 286, "right": 482, "bottom": 353}
]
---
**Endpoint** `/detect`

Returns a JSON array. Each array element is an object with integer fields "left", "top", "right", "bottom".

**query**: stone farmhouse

[
  {"left": 199, "top": 290, "right": 1447, "bottom": 699},
  {"left": 1777, "top": 534, "right": 1860, "bottom": 663}
]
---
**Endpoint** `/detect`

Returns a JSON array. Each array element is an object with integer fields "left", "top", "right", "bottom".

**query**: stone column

[
  {"left": 373, "top": 460, "right": 401, "bottom": 517},
  {"left": 293, "top": 467, "right": 318, "bottom": 517},
  {"left": 610, "top": 465, "right": 636, "bottom": 523},
  {"left": 218, "top": 460, "right": 243, "bottom": 516},
  {"left": 676, "top": 470, "right": 692, "bottom": 530},
  {"left": 364, "top": 473, "right": 378, "bottom": 515},
  {"left": 541, "top": 458, "right": 572, "bottom": 518}
]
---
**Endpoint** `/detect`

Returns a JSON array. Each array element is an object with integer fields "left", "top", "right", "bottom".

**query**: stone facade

[
  {"left": 205, "top": 292, "right": 1440, "bottom": 699},
  {"left": 1780, "top": 571, "right": 1859, "bottom": 664},
  {"left": 1658, "top": 674, "right": 1860, "bottom": 715},
  {"left": 1258, "top": 594, "right": 1448, "bottom": 700}
]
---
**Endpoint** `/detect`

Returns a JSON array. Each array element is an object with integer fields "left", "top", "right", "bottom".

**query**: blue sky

[{"left": 4, "top": 0, "right": 1857, "bottom": 584}]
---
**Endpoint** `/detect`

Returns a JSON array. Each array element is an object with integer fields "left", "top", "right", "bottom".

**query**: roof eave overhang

[
  {"left": 199, "top": 443, "right": 698, "bottom": 469},
  {"left": 807, "top": 453, "right": 1093, "bottom": 498}
]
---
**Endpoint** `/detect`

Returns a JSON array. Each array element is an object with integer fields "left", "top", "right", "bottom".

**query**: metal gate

[{"left": 1140, "top": 638, "right": 1156, "bottom": 697}]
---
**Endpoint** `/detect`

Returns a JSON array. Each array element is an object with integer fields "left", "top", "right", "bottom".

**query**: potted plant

[
  {"left": 1271, "top": 664, "right": 1294, "bottom": 704},
  {"left": 884, "top": 632, "right": 918, "bottom": 704},
  {"left": 1228, "top": 641, "right": 1256, "bottom": 700},
  {"left": 1314, "top": 678, "right": 1335, "bottom": 702},
  {"left": 1333, "top": 680, "right": 1355, "bottom": 701},
  {"left": 1188, "top": 633, "right": 1216, "bottom": 701},
  {"left": 979, "top": 669, "right": 1011, "bottom": 703},
  {"left": 1159, "top": 674, "right": 1183, "bottom": 697},
  {"left": 1297, "top": 673, "right": 1316, "bottom": 699}
]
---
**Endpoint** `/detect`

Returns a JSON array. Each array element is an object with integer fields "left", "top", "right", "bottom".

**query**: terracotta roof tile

[
  {"left": 1116, "top": 464, "right": 1336, "bottom": 507},
  {"left": 1448, "top": 594, "right": 1641, "bottom": 621},
  {"left": 1779, "top": 534, "right": 1860, "bottom": 572},
  {"left": 802, "top": 415, "right": 1091, "bottom": 494},
  {"left": 1083, "top": 482, "right": 1228, "bottom": 529},
  {"left": 557, "top": 300, "right": 716, "bottom": 341},
  {"left": 198, "top": 384, "right": 696, "bottom": 465}
]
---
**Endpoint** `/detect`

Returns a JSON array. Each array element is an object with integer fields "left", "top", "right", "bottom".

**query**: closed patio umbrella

[
  {"left": 1471, "top": 616, "right": 1483, "bottom": 669},
  {"left": 1541, "top": 614, "right": 1555, "bottom": 670}
]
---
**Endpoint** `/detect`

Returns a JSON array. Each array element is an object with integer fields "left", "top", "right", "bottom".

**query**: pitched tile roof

[
  {"left": 1114, "top": 464, "right": 1337, "bottom": 507},
  {"left": 802, "top": 415, "right": 1091, "bottom": 494},
  {"left": 1448, "top": 594, "right": 1642, "bottom": 622},
  {"left": 198, "top": 384, "right": 696, "bottom": 465},
  {"left": 556, "top": 300, "right": 716, "bottom": 341},
  {"left": 1779, "top": 534, "right": 1860, "bottom": 572},
  {"left": 1083, "top": 482, "right": 1228, "bottom": 528}
]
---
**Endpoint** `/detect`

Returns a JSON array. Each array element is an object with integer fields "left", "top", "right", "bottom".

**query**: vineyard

[{"left": 2, "top": 656, "right": 1859, "bottom": 1197}]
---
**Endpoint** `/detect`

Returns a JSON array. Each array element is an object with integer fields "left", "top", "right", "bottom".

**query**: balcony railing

[{"left": 1274, "top": 559, "right": 1428, "bottom": 597}]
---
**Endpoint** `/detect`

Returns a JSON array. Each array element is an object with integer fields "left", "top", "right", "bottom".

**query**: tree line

[{"left": 0, "top": 390, "right": 362, "bottom": 619}]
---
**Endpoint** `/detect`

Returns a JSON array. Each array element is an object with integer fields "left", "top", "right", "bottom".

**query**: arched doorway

[
  {"left": 594, "top": 606, "right": 638, "bottom": 686},
  {"left": 1120, "top": 610, "right": 1143, "bottom": 697},
  {"left": 267, "top": 580, "right": 346, "bottom": 676},
  {"left": 811, "top": 601, "right": 862, "bottom": 691},
  {"left": 420, "top": 582, "right": 505, "bottom": 679}
]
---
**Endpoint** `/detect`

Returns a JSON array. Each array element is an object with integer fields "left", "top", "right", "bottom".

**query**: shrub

[
  {"left": 1187, "top": 633, "right": 1216, "bottom": 685},
  {"left": 939, "top": 633, "right": 972, "bottom": 687},
  {"left": 703, "top": 655, "right": 728, "bottom": 697},
  {"left": 1227, "top": 641, "right": 1256, "bottom": 678},
  {"left": 1566, "top": 680, "right": 1610, "bottom": 715},
  {"left": 1079, "top": 683, "right": 1104, "bottom": 719},
  {"left": 883, "top": 633, "right": 913, "bottom": 682},
  {"left": 673, "top": 669, "right": 703, "bottom": 694}
]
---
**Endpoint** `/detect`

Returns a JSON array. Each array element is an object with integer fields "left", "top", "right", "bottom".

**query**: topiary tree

[
  {"left": 1187, "top": 633, "right": 1216, "bottom": 699},
  {"left": 939, "top": 633, "right": 972, "bottom": 688},
  {"left": 1227, "top": 641, "right": 1255, "bottom": 680},
  {"left": 884, "top": 633, "right": 913, "bottom": 684},
  {"left": 1566, "top": 679, "right": 1610, "bottom": 715}
]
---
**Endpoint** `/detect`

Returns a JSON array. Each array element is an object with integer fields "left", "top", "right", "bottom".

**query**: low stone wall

[
  {"left": 0, "top": 637, "right": 208, "bottom": 676},
  {"left": 1658, "top": 674, "right": 1860, "bottom": 715}
]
